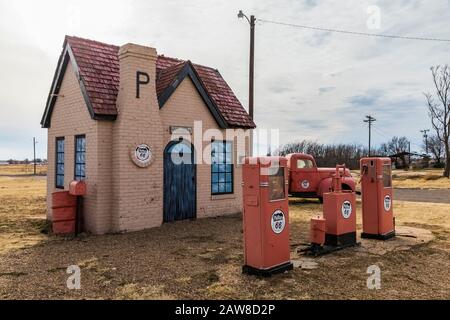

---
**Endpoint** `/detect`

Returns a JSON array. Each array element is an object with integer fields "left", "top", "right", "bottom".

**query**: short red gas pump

[
  {"left": 242, "top": 156, "right": 293, "bottom": 277},
  {"left": 323, "top": 165, "right": 357, "bottom": 246},
  {"left": 360, "top": 157, "right": 395, "bottom": 240},
  {"left": 300, "top": 164, "right": 358, "bottom": 256}
]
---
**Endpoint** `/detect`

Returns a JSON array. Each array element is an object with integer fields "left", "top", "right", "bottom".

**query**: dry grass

[
  {"left": 351, "top": 168, "right": 450, "bottom": 189},
  {"left": 0, "top": 164, "right": 47, "bottom": 176},
  {"left": 0, "top": 176, "right": 449, "bottom": 300},
  {"left": 0, "top": 176, "right": 48, "bottom": 255},
  {"left": 391, "top": 169, "right": 450, "bottom": 189}
]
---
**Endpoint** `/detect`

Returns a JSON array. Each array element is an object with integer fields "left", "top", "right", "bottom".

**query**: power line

[
  {"left": 258, "top": 18, "right": 450, "bottom": 43},
  {"left": 371, "top": 125, "right": 390, "bottom": 140},
  {"left": 372, "top": 126, "right": 422, "bottom": 149}
]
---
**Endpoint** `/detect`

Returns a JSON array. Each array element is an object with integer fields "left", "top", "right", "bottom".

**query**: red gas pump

[
  {"left": 323, "top": 165, "right": 357, "bottom": 246},
  {"left": 300, "top": 165, "right": 358, "bottom": 256},
  {"left": 242, "top": 156, "right": 293, "bottom": 277},
  {"left": 360, "top": 157, "right": 395, "bottom": 240}
]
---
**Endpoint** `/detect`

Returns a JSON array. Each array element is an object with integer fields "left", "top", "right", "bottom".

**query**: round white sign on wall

[
  {"left": 271, "top": 210, "right": 286, "bottom": 234},
  {"left": 384, "top": 195, "right": 392, "bottom": 211},
  {"left": 130, "top": 144, "right": 153, "bottom": 168},
  {"left": 136, "top": 145, "right": 151, "bottom": 161},
  {"left": 341, "top": 201, "right": 352, "bottom": 219},
  {"left": 301, "top": 180, "right": 310, "bottom": 189}
]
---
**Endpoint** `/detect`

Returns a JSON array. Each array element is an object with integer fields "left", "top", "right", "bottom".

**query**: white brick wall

[
  {"left": 160, "top": 77, "right": 249, "bottom": 219},
  {"left": 47, "top": 43, "right": 250, "bottom": 235},
  {"left": 111, "top": 44, "right": 164, "bottom": 232},
  {"left": 47, "top": 63, "right": 99, "bottom": 232}
]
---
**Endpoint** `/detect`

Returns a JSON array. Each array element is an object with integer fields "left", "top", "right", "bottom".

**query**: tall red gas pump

[
  {"left": 360, "top": 157, "right": 395, "bottom": 240},
  {"left": 242, "top": 156, "right": 293, "bottom": 277}
]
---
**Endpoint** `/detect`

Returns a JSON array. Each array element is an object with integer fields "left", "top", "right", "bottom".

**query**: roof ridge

[
  {"left": 158, "top": 55, "right": 184, "bottom": 62},
  {"left": 65, "top": 35, "right": 120, "bottom": 50},
  {"left": 65, "top": 36, "right": 217, "bottom": 72},
  {"left": 156, "top": 60, "right": 187, "bottom": 82}
]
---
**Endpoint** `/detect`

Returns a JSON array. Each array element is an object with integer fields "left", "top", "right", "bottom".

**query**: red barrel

[
  {"left": 310, "top": 216, "right": 326, "bottom": 246},
  {"left": 52, "top": 191, "right": 77, "bottom": 234}
]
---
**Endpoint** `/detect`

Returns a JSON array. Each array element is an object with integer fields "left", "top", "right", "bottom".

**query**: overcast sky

[{"left": 1, "top": 0, "right": 449, "bottom": 159}]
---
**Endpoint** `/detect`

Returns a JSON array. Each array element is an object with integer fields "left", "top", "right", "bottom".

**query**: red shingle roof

[
  {"left": 155, "top": 61, "right": 186, "bottom": 97},
  {"left": 64, "top": 36, "right": 255, "bottom": 128},
  {"left": 66, "top": 36, "right": 119, "bottom": 116}
]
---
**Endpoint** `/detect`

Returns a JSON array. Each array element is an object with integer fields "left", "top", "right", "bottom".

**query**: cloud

[
  {"left": 318, "top": 86, "right": 336, "bottom": 94},
  {"left": 346, "top": 89, "right": 384, "bottom": 107},
  {"left": 303, "top": 0, "right": 320, "bottom": 9}
]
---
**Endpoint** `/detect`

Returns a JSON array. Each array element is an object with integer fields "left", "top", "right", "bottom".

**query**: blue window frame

[
  {"left": 55, "top": 137, "right": 65, "bottom": 188},
  {"left": 211, "top": 141, "right": 233, "bottom": 195},
  {"left": 74, "top": 135, "right": 86, "bottom": 181}
]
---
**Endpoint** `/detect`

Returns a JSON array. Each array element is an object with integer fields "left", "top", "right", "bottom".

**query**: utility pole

[
  {"left": 363, "top": 115, "right": 376, "bottom": 157},
  {"left": 238, "top": 10, "right": 256, "bottom": 156},
  {"left": 420, "top": 129, "right": 430, "bottom": 154},
  {"left": 408, "top": 141, "right": 411, "bottom": 167},
  {"left": 249, "top": 15, "right": 255, "bottom": 121},
  {"left": 33, "top": 137, "right": 37, "bottom": 175}
]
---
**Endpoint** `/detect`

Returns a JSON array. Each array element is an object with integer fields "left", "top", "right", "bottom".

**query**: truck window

[
  {"left": 297, "top": 159, "right": 314, "bottom": 169},
  {"left": 268, "top": 166, "right": 285, "bottom": 201}
]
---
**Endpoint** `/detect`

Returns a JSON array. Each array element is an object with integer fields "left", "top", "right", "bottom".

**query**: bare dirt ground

[{"left": 0, "top": 168, "right": 449, "bottom": 300}]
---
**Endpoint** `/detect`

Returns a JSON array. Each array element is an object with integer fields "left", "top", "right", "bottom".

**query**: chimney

[
  {"left": 112, "top": 43, "right": 164, "bottom": 232},
  {"left": 117, "top": 43, "right": 159, "bottom": 115}
]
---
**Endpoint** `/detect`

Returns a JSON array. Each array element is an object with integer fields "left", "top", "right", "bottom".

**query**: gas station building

[{"left": 40, "top": 36, "right": 255, "bottom": 235}]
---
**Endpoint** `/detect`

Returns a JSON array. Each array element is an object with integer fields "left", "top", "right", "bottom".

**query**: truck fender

[
  {"left": 317, "top": 178, "right": 332, "bottom": 197},
  {"left": 317, "top": 177, "right": 356, "bottom": 196},
  {"left": 341, "top": 177, "right": 356, "bottom": 192}
]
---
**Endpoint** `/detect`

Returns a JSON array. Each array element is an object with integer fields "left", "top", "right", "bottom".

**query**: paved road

[{"left": 394, "top": 188, "right": 450, "bottom": 204}]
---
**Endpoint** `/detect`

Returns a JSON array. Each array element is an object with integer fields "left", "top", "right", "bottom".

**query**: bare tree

[
  {"left": 276, "top": 140, "right": 374, "bottom": 169},
  {"left": 423, "top": 134, "right": 444, "bottom": 166},
  {"left": 380, "top": 136, "right": 410, "bottom": 169},
  {"left": 424, "top": 65, "right": 450, "bottom": 177}
]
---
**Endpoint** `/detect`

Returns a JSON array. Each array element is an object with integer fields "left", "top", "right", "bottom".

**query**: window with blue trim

[
  {"left": 55, "top": 138, "right": 65, "bottom": 188},
  {"left": 211, "top": 141, "right": 233, "bottom": 195},
  {"left": 75, "top": 135, "right": 86, "bottom": 181}
]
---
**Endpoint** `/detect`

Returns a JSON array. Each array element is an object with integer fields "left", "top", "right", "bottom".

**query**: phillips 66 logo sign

[
  {"left": 271, "top": 210, "right": 286, "bottom": 234},
  {"left": 130, "top": 144, "right": 153, "bottom": 168},
  {"left": 301, "top": 180, "right": 310, "bottom": 189},
  {"left": 341, "top": 201, "right": 352, "bottom": 219},
  {"left": 384, "top": 195, "right": 392, "bottom": 211}
]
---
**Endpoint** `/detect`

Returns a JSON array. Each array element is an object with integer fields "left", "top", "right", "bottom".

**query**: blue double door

[{"left": 163, "top": 141, "right": 196, "bottom": 222}]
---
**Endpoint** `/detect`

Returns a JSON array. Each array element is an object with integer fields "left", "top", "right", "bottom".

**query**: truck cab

[{"left": 286, "top": 153, "right": 356, "bottom": 202}]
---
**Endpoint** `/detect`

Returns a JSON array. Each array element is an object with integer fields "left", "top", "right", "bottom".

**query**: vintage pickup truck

[{"left": 285, "top": 153, "right": 356, "bottom": 202}]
